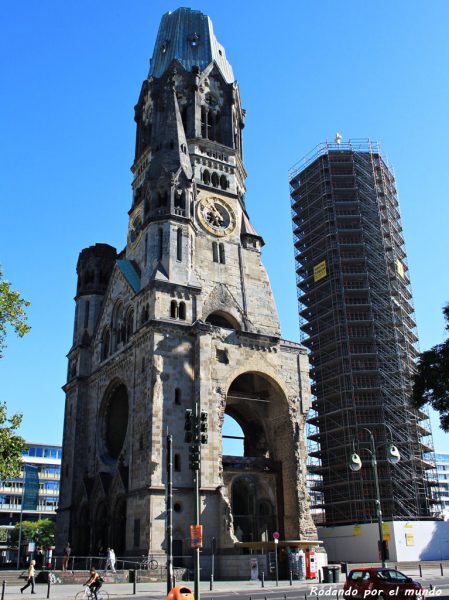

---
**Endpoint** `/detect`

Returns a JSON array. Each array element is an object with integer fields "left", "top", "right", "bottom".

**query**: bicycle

[
  {"left": 139, "top": 555, "right": 158, "bottom": 570},
  {"left": 75, "top": 585, "right": 109, "bottom": 600}
]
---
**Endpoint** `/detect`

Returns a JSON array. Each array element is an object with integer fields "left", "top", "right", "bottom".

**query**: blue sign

[{"left": 22, "top": 465, "right": 39, "bottom": 511}]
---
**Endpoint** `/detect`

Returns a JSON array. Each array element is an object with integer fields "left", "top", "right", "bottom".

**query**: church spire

[{"left": 147, "top": 74, "right": 192, "bottom": 182}]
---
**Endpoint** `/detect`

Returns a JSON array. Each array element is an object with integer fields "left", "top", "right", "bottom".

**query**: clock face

[
  {"left": 197, "top": 197, "right": 237, "bottom": 237},
  {"left": 128, "top": 213, "right": 142, "bottom": 247}
]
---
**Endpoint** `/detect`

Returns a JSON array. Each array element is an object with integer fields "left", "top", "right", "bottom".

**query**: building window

[
  {"left": 101, "top": 327, "right": 110, "bottom": 360},
  {"left": 219, "top": 243, "right": 225, "bottom": 264},
  {"left": 158, "top": 228, "right": 163, "bottom": 260},
  {"left": 84, "top": 300, "right": 90, "bottom": 329},
  {"left": 174, "top": 454, "right": 181, "bottom": 472},
  {"left": 203, "top": 169, "right": 210, "bottom": 185},
  {"left": 126, "top": 310, "right": 134, "bottom": 342},
  {"left": 177, "top": 228, "right": 182, "bottom": 261},
  {"left": 220, "top": 175, "right": 228, "bottom": 190},
  {"left": 170, "top": 300, "right": 178, "bottom": 319},
  {"left": 141, "top": 356, "right": 146, "bottom": 373},
  {"left": 175, "top": 388, "right": 182, "bottom": 405},
  {"left": 179, "top": 302, "right": 186, "bottom": 320},
  {"left": 211, "top": 172, "right": 219, "bottom": 187},
  {"left": 144, "top": 233, "right": 148, "bottom": 267},
  {"left": 212, "top": 242, "right": 218, "bottom": 262}
]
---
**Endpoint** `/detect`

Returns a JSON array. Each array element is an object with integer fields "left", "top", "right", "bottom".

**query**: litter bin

[
  {"left": 322, "top": 566, "right": 332, "bottom": 583},
  {"left": 328, "top": 565, "right": 341, "bottom": 583}
]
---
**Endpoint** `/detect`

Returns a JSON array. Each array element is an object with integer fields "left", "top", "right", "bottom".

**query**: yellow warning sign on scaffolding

[
  {"left": 397, "top": 259, "right": 405, "bottom": 279},
  {"left": 313, "top": 260, "right": 327, "bottom": 282},
  {"left": 353, "top": 525, "right": 362, "bottom": 537},
  {"left": 382, "top": 522, "right": 391, "bottom": 542},
  {"left": 405, "top": 533, "right": 415, "bottom": 547}
]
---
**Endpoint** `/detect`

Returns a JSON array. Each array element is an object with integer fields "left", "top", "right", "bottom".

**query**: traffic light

[
  {"left": 200, "top": 411, "right": 208, "bottom": 445},
  {"left": 184, "top": 409, "right": 193, "bottom": 443},
  {"left": 189, "top": 444, "right": 200, "bottom": 471}
]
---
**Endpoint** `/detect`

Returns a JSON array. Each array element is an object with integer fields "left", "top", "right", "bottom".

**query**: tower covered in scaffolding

[{"left": 290, "top": 139, "right": 432, "bottom": 526}]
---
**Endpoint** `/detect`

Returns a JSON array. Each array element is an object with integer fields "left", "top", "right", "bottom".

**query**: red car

[{"left": 343, "top": 567, "right": 424, "bottom": 599}]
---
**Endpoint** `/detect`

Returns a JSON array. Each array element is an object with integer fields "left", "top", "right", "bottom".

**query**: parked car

[{"left": 343, "top": 568, "right": 424, "bottom": 599}]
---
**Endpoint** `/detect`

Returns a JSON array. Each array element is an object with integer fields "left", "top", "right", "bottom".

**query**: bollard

[
  {"left": 1, "top": 580, "right": 5, "bottom": 600},
  {"left": 46, "top": 578, "right": 51, "bottom": 599},
  {"left": 419, "top": 564, "right": 422, "bottom": 578},
  {"left": 319, "top": 569, "right": 322, "bottom": 583},
  {"left": 133, "top": 569, "right": 137, "bottom": 595},
  {"left": 290, "top": 571, "right": 293, "bottom": 586},
  {"left": 173, "top": 575, "right": 176, "bottom": 588},
  {"left": 440, "top": 563, "right": 444, "bottom": 576},
  {"left": 261, "top": 572, "right": 265, "bottom": 588},
  {"left": 210, "top": 573, "right": 214, "bottom": 591}
]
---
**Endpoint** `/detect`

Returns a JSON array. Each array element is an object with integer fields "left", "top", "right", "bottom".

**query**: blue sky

[{"left": 1, "top": 1, "right": 448, "bottom": 453}]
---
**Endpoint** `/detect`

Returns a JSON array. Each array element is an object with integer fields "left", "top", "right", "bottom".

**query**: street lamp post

[{"left": 349, "top": 427, "right": 400, "bottom": 567}]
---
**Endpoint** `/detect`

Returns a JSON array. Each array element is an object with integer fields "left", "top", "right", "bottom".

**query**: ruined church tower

[{"left": 57, "top": 7, "right": 316, "bottom": 567}]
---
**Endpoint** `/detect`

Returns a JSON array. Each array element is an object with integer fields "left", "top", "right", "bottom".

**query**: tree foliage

[
  {"left": 0, "top": 266, "right": 30, "bottom": 358},
  {"left": 413, "top": 304, "right": 449, "bottom": 430},
  {"left": 10, "top": 518, "right": 55, "bottom": 548},
  {"left": 0, "top": 402, "right": 27, "bottom": 479}
]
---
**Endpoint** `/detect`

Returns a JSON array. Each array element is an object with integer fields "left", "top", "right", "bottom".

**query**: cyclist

[{"left": 84, "top": 567, "right": 103, "bottom": 600}]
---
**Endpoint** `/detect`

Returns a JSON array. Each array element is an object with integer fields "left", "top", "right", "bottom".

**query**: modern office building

[
  {"left": 426, "top": 452, "right": 449, "bottom": 518},
  {"left": 290, "top": 139, "right": 432, "bottom": 526},
  {"left": 0, "top": 443, "right": 61, "bottom": 560}
]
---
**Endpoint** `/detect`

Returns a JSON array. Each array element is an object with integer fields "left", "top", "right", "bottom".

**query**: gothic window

[
  {"left": 144, "top": 233, "right": 148, "bottom": 267},
  {"left": 175, "top": 388, "right": 181, "bottom": 405},
  {"left": 211, "top": 172, "right": 219, "bottom": 187},
  {"left": 141, "top": 356, "right": 145, "bottom": 373},
  {"left": 181, "top": 105, "right": 188, "bottom": 134},
  {"left": 177, "top": 228, "right": 182, "bottom": 261},
  {"left": 84, "top": 300, "right": 90, "bottom": 329},
  {"left": 179, "top": 302, "right": 186, "bottom": 320},
  {"left": 170, "top": 300, "right": 178, "bottom": 319},
  {"left": 201, "top": 106, "right": 207, "bottom": 138},
  {"left": 141, "top": 303, "right": 149, "bottom": 324},
  {"left": 202, "top": 169, "right": 210, "bottom": 185},
  {"left": 174, "top": 454, "right": 181, "bottom": 472},
  {"left": 126, "top": 309, "right": 134, "bottom": 342},
  {"left": 220, "top": 174, "right": 228, "bottom": 190},
  {"left": 212, "top": 242, "right": 218, "bottom": 262},
  {"left": 101, "top": 328, "right": 110, "bottom": 360},
  {"left": 219, "top": 243, "right": 225, "bottom": 264},
  {"left": 158, "top": 228, "right": 163, "bottom": 260}
]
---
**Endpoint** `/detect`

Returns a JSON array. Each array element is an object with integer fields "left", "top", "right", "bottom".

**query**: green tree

[
  {"left": 0, "top": 403, "right": 27, "bottom": 479},
  {"left": 10, "top": 518, "right": 55, "bottom": 548},
  {"left": 0, "top": 265, "right": 30, "bottom": 358},
  {"left": 413, "top": 303, "right": 449, "bottom": 430},
  {"left": 0, "top": 266, "right": 29, "bottom": 478}
]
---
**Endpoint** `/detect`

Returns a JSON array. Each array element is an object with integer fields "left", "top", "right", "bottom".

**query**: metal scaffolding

[{"left": 290, "top": 139, "right": 432, "bottom": 526}]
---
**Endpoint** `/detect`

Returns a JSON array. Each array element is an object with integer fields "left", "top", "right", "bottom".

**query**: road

[{"left": 3, "top": 576, "right": 449, "bottom": 600}]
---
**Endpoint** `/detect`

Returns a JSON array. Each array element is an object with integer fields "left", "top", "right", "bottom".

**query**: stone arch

[
  {"left": 201, "top": 283, "right": 244, "bottom": 330},
  {"left": 205, "top": 310, "right": 240, "bottom": 330},
  {"left": 75, "top": 502, "right": 91, "bottom": 555},
  {"left": 221, "top": 369, "right": 299, "bottom": 540},
  {"left": 93, "top": 500, "right": 109, "bottom": 554},
  {"left": 98, "top": 380, "right": 129, "bottom": 462},
  {"left": 111, "top": 496, "right": 127, "bottom": 554}
]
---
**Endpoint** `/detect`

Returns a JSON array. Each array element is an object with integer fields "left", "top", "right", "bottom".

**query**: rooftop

[{"left": 149, "top": 7, "right": 234, "bottom": 83}]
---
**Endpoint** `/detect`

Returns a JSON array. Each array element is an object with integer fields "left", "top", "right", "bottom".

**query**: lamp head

[
  {"left": 349, "top": 452, "right": 362, "bottom": 472},
  {"left": 387, "top": 444, "right": 400, "bottom": 465}
]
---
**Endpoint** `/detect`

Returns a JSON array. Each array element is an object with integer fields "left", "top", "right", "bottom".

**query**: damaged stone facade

[{"left": 56, "top": 7, "right": 317, "bottom": 558}]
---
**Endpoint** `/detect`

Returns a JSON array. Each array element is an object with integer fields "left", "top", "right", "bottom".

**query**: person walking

[
  {"left": 104, "top": 547, "right": 116, "bottom": 573},
  {"left": 62, "top": 542, "right": 71, "bottom": 571},
  {"left": 20, "top": 559, "right": 36, "bottom": 594}
]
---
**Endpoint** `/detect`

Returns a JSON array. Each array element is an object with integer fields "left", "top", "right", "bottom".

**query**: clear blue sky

[{"left": 1, "top": 1, "right": 448, "bottom": 453}]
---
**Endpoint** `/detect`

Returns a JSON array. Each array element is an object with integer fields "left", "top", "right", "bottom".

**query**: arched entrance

[
  {"left": 223, "top": 371, "right": 296, "bottom": 541},
  {"left": 93, "top": 501, "right": 109, "bottom": 553},
  {"left": 112, "top": 497, "right": 127, "bottom": 554},
  {"left": 77, "top": 504, "right": 91, "bottom": 555}
]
